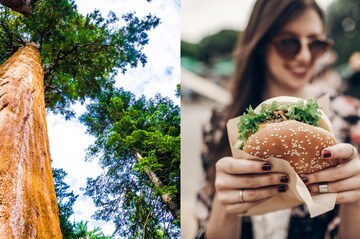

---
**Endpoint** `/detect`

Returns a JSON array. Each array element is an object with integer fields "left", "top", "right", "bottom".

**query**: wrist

[
  {"left": 341, "top": 199, "right": 360, "bottom": 210},
  {"left": 205, "top": 194, "right": 242, "bottom": 239},
  {"left": 340, "top": 200, "right": 360, "bottom": 239}
]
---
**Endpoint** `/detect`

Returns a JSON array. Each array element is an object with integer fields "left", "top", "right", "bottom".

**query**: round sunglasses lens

[
  {"left": 275, "top": 38, "right": 300, "bottom": 59},
  {"left": 309, "top": 40, "right": 330, "bottom": 59}
]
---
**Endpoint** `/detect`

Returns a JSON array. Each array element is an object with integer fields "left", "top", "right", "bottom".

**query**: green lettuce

[{"left": 237, "top": 99, "right": 322, "bottom": 148}]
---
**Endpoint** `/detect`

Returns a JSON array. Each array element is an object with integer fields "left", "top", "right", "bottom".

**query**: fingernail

[
  {"left": 278, "top": 185, "right": 287, "bottom": 192},
  {"left": 323, "top": 149, "right": 331, "bottom": 158},
  {"left": 300, "top": 176, "right": 308, "bottom": 184},
  {"left": 280, "top": 175, "right": 289, "bottom": 183},
  {"left": 262, "top": 163, "right": 271, "bottom": 171}
]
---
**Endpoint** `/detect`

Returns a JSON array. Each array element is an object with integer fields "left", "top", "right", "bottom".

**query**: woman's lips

[{"left": 287, "top": 66, "right": 309, "bottom": 78}]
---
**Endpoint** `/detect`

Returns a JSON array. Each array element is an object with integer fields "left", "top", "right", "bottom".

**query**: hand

[
  {"left": 215, "top": 156, "right": 289, "bottom": 214},
  {"left": 303, "top": 143, "right": 360, "bottom": 204}
]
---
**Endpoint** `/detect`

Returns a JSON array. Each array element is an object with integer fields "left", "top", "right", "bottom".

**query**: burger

[{"left": 235, "top": 96, "right": 338, "bottom": 174}]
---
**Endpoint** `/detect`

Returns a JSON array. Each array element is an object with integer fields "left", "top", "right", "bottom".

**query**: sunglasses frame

[{"left": 271, "top": 36, "right": 334, "bottom": 61}]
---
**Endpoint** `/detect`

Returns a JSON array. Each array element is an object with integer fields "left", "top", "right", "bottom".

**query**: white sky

[
  {"left": 181, "top": 0, "right": 335, "bottom": 43},
  {"left": 47, "top": 0, "right": 180, "bottom": 236}
]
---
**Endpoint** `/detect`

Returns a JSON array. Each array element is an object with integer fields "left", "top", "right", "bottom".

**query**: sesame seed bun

[{"left": 243, "top": 96, "right": 338, "bottom": 175}]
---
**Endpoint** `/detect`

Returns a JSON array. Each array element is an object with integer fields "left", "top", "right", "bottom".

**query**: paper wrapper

[{"left": 226, "top": 95, "right": 337, "bottom": 218}]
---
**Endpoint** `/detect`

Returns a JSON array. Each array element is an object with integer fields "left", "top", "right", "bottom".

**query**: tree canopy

[
  {"left": 0, "top": 1, "right": 179, "bottom": 237},
  {"left": 80, "top": 88, "right": 180, "bottom": 238},
  {"left": 0, "top": 0, "right": 160, "bottom": 118}
]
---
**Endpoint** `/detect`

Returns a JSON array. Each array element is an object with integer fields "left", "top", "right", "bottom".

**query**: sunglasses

[{"left": 272, "top": 36, "right": 334, "bottom": 60}]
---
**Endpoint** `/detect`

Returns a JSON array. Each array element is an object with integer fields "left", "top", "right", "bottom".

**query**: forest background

[{"left": 0, "top": 0, "right": 180, "bottom": 238}]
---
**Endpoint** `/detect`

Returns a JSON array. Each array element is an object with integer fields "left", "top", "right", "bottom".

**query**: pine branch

[{"left": 135, "top": 152, "right": 180, "bottom": 220}]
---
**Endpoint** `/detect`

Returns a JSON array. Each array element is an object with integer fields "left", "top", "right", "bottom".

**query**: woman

[{"left": 196, "top": 0, "right": 360, "bottom": 238}]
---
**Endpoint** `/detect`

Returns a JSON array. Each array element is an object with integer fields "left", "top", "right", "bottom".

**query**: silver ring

[
  {"left": 239, "top": 189, "right": 245, "bottom": 203},
  {"left": 350, "top": 146, "right": 356, "bottom": 159},
  {"left": 318, "top": 183, "right": 329, "bottom": 193}
]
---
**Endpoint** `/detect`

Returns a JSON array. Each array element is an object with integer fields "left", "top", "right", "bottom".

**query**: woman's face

[{"left": 265, "top": 8, "right": 327, "bottom": 93}]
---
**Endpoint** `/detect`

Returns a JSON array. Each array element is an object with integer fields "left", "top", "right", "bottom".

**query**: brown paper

[
  {"left": 318, "top": 94, "right": 330, "bottom": 116},
  {"left": 226, "top": 100, "right": 337, "bottom": 218}
]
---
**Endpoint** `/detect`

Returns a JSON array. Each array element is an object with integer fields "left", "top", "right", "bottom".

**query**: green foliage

[
  {"left": 53, "top": 167, "right": 78, "bottom": 238},
  {"left": 72, "top": 221, "right": 113, "bottom": 239},
  {"left": 181, "top": 29, "right": 239, "bottom": 78},
  {"left": 0, "top": 0, "right": 160, "bottom": 118},
  {"left": 181, "top": 29, "right": 240, "bottom": 64},
  {"left": 53, "top": 167, "right": 114, "bottom": 239},
  {"left": 175, "top": 83, "right": 180, "bottom": 98},
  {"left": 197, "top": 29, "right": 239, "bottom": 64},
  {"left": 181, "top": 40, "right": 199, "bottom": 59},
  {"left": 326, "top": 0, "right": 360, "bottom": 66},
  {"left": 79, "top": 88, "right": 180, "bottom": 238}
]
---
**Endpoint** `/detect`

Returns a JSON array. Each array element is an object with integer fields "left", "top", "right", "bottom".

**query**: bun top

[{"left": 254, "top": 96, "right": 334, "bottom": 133}]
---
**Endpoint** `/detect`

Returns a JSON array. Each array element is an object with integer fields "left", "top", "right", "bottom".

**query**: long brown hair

[{"left": 204, "top": 0, "right": 326, "bottom": 188}]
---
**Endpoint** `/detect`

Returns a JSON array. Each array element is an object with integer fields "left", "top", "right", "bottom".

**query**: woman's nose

[{"left": 294, "top": 41, "right": 312, "bottom": 63}]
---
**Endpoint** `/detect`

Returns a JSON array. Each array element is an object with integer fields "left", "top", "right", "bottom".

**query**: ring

[
  {"left": 350, "top": 146, "right": 356, "bottom": 159},
  {"left": 239, "top": 189, "right": 245, "bottom": 203},
  {"left": 318, "top": 183, "right": 329, "bottom": 193}
]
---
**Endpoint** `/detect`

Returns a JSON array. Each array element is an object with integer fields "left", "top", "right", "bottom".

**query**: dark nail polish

[
  {"left": 323, "top": 149, "right": 331, "bottom": 158},
  {"left": 280, "top": 176, "right": 289, "bottom": 183},
  {"left": 262, "top": 163, "right": 271, "bottom": 171},
  {"left": 300, "top": 176, "right": 308, "bottom": 184},
  {"left": 278, "top": 185, "right": 287, "bottom": 192}
]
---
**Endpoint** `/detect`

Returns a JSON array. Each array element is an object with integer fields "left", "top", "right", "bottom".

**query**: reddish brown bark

[
  {"left": 0, "top": 0, "right": 31, "bottom": 16},
  {"left": 0, "top": 45, "right": 62, "bottom": 238}
]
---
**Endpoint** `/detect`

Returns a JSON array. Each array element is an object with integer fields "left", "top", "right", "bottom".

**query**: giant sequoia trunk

[{"left": 0, "top": 45, "right": 62, "bottom": 238}]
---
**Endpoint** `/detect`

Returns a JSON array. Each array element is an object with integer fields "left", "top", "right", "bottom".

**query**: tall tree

[
  {"left": 0, "top": 0, "right": 160, "bottom": 237},
  {"left": 0, "top": 0, "right": 160, "bottom": 118},
  {"left": 80, "top": 88, "right": 180, "bottom": 238},
  {"left": 0, "top": 44, "right": 62, "bottom": 238}
]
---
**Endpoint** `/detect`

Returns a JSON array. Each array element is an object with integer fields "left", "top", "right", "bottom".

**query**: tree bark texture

[
  {"left": 0, "top": 45, "right": 62, "bottom": 238},
  {"left": 135, "top": 152, "right": 180, "bottom": 219},
  {"left": 0, "top": 0, "right": 31, "bottom": 16}
]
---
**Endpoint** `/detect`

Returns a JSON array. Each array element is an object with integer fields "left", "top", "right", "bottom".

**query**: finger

[
  {"left": 336, "top": 190, "right": 360, "bottom": 204},
  {"left": 218, "top": 185, "right": 288, "bottom": 204},
  {"left": 322, "top": 143, "right": 358, "bottom": 162},
  {"left": 303, "top": 159, "right": 360, "bottom": 184},
  {"left": 224, "top": 199, "right": 267, "bottom": 215},
  {"left": 216, "top": 157, "right": 273, "bottom": 175},
  {"left": 215, "top": 173, "right": 289, "bottom": 190},
  {"left": 307, "top": 176, "right": 360, "bottom": 194}
]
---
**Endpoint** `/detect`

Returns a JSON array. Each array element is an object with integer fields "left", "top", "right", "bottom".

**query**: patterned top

[{"left": 195, "top": 94, "right": 360, "bottom": 239}]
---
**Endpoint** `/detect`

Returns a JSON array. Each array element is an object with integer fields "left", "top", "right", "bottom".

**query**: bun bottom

[{"left": 243, "top": 120, "right": 338, "bottom": 174}]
